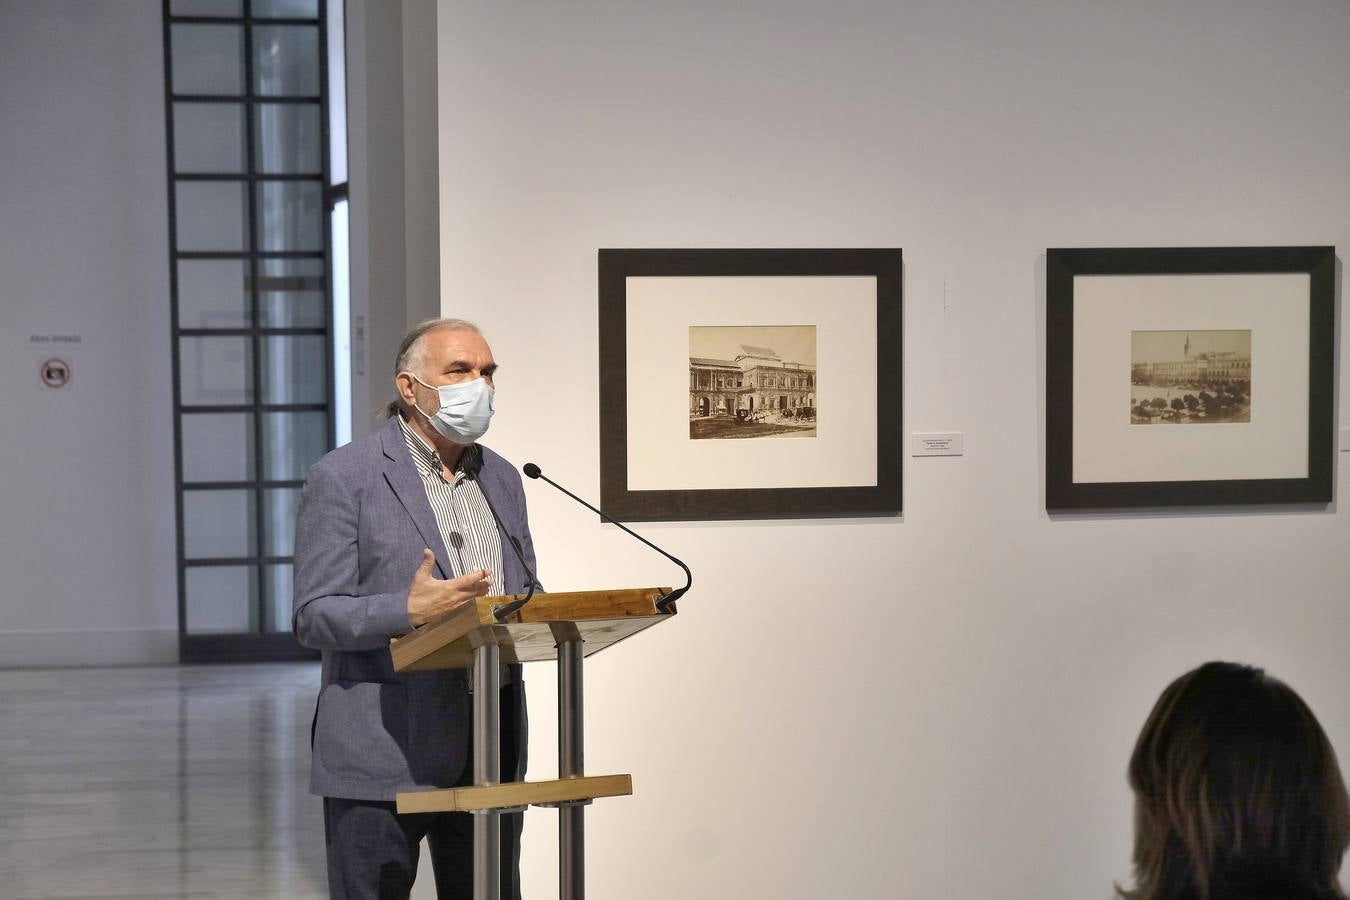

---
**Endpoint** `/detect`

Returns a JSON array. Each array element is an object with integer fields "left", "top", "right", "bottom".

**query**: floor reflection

[{"left": 0, "top": 663, "right": 327, "bottom": 899}]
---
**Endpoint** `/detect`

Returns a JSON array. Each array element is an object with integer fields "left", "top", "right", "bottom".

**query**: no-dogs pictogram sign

[{"left": 40, "top": 358, "right": 71, "bottom": 389}]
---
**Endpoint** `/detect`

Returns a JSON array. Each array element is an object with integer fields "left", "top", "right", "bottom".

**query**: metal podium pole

[
  {"left": 472, "top": 642, "right": 502, "bottom": 900},
  {"left": 558, "top": 638, "right": 585, "bottom": 899}
]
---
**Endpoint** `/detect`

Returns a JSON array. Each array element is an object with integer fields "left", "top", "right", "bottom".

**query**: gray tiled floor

[{"left": 0, "top": 663, "right": 328, "bottom": 899}]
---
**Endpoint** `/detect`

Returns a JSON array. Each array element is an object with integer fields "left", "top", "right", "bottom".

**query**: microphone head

[
  {"left": 462, "top": 450, "right": 482, "bottom": 479},
  {"left": 522, "top": 463, "right": 542, "bottom": 479}
]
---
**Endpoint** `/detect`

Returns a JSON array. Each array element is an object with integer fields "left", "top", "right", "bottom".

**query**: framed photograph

[
  {"left": 599, "top": 248, "right": 902, "bottom": 520},
  {"left": 1046, "top": 246, "right": 1335, "bottom": 510}
]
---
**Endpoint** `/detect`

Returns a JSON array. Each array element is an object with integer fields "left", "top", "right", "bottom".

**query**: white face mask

[{"left": 406, "top": 374, "right": 494, "bottom": 444}]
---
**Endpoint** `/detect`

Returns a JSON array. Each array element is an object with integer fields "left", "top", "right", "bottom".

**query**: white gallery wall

[
  {"left": 0, "top": 1, "right": 177, "bottom": 665},
  {"left": 434, "top": 2, "right": 1350, "bottom": 898}
]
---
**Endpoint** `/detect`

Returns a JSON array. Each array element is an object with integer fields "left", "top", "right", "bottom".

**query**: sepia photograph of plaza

[
  {"left": 1130, "top": 329, "right": 1251, "bottom": 424},
  {"left": 689, "top": 325, "right": 816, "bottom": 439}
]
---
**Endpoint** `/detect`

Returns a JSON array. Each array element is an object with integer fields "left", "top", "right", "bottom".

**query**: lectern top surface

[{"left": 389, "top": 586, "right": 674, "bottom": 672}]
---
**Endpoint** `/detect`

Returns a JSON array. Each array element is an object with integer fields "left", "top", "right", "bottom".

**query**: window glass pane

[
  {"left": 255, "top": 103, "right": 321, "bottom": 173},
  {"left": 263, "top": 411, "right": 328, "bottom": 480},
  {"left": 331, "top": 199, "right": 351, "bottom": 446},
  {"left": 327, "top": 0, "right": 347, "bottom": 184},
  {"left": 264, "top": 489, "right": 300, "bottom": 556},
  {"left": 179, "top": 336, "right": 253, "bottom": 405},
  {"left": 258, "top": 258, "right": 325, "bottom": 327},
  {"left": 175, "top": 181, "right": 249, "bottom": 252},
  {"left": 253, "top": 25, "right": 320, "bottom": 96},
  {"left": 170, "top": 24, "right": 243, "bottom": 95},
  {"left": 185, "top": 566, "right": 257, "bottom": 635},
  {"left": 171, "top": 0, "right": 242, "bottom": 15},
  {"left": 173, "top": 103, "right": 245, "bottom": 173},
  {"left": 263, "top": 335, "right": 327, "bottom": 405},
  {"left": 264, "top": 564, "right": 294, "bottom": 633},
  {"left": 254, "top": 0, "right": 318, "bottom": 17},
  {"left": 181, "top": 413, "right": 255, "bottom": 482},
  {"left": 256, "top": 180, "right": 323, "bottom": 251},
  {"left": 178, "top": 259, "right": 249, "bottom": 328},
  {"left": 183, "top": 489, "right": 257, "bottom": 559}
]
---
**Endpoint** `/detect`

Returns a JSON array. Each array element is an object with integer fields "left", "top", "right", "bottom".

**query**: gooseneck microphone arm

[
  {"left": 462, "top": 454, "right": 538, "bottom": 623},
  {"left": 523, "top": 463, "right": 690, "bottom": 612}
]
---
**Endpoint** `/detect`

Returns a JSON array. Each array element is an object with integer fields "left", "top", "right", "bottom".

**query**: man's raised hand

[{"left": 406, "top": 548, "right": 492, "bottom": 627}]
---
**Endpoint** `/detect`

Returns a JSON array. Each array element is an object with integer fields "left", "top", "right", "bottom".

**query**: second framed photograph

[
  {"left": 1046, "top": 246, "right": 1335, "bottom": 510},
  {"left": 599, "top": 248, "right": 903, "bottom": 521}
]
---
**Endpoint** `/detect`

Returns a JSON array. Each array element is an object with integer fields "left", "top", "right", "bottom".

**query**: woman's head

[{"left": 1121, "top": 661, "right": 1350, "bottom": 900}]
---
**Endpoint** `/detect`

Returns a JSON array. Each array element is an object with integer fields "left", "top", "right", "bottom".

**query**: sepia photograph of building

[
  {"left": 1130, "top": 329, "right": 1251, "bottom": 424},
  {"left": 689, "top": 325, "right": 816, "bottom": 439}
]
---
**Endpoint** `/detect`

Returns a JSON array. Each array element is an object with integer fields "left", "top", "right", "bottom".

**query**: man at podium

[{"left": 293, "top": 318, "right": 538, "bottom": 900}]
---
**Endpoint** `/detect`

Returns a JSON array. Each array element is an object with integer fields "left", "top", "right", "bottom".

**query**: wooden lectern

[{"left": 389, "top": 587, "right": 677, "bottom": 900}]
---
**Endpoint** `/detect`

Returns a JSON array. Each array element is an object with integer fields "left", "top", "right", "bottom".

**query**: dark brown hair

[{"left": 1119, "top": 661, "right": 1350, "bottom": 900}]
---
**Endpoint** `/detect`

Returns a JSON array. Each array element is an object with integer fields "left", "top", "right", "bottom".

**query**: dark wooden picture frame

[
  {"left": 599, "top": 248, "right": 903, "bottom": 521},
  {"left": 1046, "top": 246, "right": 1335, "bottom": 510}
]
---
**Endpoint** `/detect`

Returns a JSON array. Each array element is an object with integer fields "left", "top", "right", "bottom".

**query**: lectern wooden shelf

[{"left": 389, "top": 587, "right": 676, "bottom": 900}]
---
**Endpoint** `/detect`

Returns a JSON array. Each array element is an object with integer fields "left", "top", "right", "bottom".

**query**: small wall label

[{"left": 911, "top": 432, "right": 963, "bottom": 456}]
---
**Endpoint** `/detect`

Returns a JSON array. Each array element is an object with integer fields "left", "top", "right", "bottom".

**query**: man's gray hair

[{"left": 386, "top": 318, "right": 481, "bottom": 418}]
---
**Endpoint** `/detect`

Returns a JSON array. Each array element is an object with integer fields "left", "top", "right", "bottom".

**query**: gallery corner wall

[{"left": 345, "top": 0, "right": 442, "bottom": 439}]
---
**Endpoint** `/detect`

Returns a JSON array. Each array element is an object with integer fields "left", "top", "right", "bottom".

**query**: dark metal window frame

[{"left": 164, "top": 0, "right": 335, "bottom": 663}]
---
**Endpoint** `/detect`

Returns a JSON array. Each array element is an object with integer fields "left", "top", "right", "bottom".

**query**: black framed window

[{"left": 164, "top": 0, "right": 337, "bottom": 662}]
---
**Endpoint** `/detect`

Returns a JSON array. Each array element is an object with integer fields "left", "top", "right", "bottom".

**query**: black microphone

[
  {"left": 462, "top": 452, "right": 539, "bottom": 622},
  {"left": 522, "top": 463, "right": 689, "bottom": 612}
]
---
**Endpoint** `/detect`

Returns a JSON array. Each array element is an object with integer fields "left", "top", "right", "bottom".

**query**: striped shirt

[{"left": 397, "top": 415, "right": 504, "bottom": 591}]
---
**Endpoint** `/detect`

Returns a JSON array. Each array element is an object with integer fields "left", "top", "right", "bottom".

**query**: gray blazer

[{"left": 292, "top": 415, "right": 539, "bottom": 801}]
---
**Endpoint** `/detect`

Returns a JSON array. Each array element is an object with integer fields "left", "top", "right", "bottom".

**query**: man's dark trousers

[
  {"left": 322, "top": 681, "right": 526, "bottom": 900},
  {"left": 323, "top": 800, "right": 523, "bottom": 900}
]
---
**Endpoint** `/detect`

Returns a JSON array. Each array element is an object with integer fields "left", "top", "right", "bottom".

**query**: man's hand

[{"left": 406, "top": 549, "right": 492, "bottom": 627}]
